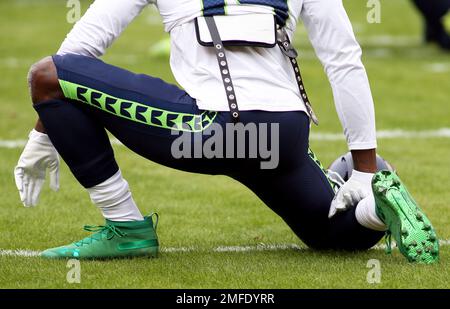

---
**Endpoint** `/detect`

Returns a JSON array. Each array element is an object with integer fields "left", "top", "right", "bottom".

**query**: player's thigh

[{"left": 52, "top": 53, "right": 221, "bottom": 174}]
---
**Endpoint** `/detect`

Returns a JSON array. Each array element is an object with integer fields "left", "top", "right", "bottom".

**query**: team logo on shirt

[{"left": 202, "top": 0, "right": 289, "bottom": 26}]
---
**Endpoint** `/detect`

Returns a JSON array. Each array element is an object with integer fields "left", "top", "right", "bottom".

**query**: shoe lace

[
  {"left": 74, "top": 224, "right": 127, "bottom": 247},
  {"left": 385, "top": 231, "right": 392, "bottom": 255}
]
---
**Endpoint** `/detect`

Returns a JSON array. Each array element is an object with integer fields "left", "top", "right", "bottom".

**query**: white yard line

[
  {"left": 0, "top": 249, "right": 41, "bottom": 257},
  {"left": 214, "top": 243, "right": 302, "bottom": 252},
  {"left": 1, "top": 128, "right": 450, "bottom": 149},
  {"left": 358, "top": 35, "right": 419, "bottom": 47},
  {"left": 0, "top": 140, "right": 27, "bottom": 148},
  {"left": 425, "top": 63, "right": 450, "bottom": 73},
  {"left": 1, "top": 240, "right": 449, "bottom": 258},
  {"left": 310, "top": 128, "right": 450, "bottom": 141}
]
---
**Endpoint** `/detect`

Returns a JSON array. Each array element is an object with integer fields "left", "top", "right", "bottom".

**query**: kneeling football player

[{"left": 14, "top": 0, "right": 439, "bottom": 263}]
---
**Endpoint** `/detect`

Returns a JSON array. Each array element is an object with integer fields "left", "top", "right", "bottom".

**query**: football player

[
  {"left": 412, "top": 0, "right": 450, "bottom": 51},
  {"left": 15, "top": 0, "right": 438, "bottom": 262}
]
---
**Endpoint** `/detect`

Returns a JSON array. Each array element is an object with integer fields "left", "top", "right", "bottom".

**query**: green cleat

[
  {"left": 41, "top": 214, "right": 159, "bottom": 260},
  {"left": 372, "top": 171, "right": 439, "bottom": 264}
]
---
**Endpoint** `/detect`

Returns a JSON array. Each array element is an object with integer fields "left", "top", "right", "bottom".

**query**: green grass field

[{"left": 0, "top": 0, "right": 449, "bottom": 289}]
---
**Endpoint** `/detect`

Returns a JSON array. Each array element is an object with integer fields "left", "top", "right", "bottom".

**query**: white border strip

[
  {"left": 1, "top": 240, "right": 448, "bottom": 257},
  {"left": 1, "top": 128, "right": 450, "bottom": 149}
]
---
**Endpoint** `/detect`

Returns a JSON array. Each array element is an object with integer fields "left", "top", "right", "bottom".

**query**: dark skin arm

[{"left": 351, "top": 149, "right": 377, "bottom": 173}]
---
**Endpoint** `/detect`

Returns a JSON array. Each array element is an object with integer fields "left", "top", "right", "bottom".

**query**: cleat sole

[{"left": 373, "top": 171, "right": 439, "bottom": 264}]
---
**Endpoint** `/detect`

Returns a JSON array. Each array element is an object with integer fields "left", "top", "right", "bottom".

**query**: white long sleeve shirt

[{"left": 57, "top": 0, "right": 377, "bottom": 150}]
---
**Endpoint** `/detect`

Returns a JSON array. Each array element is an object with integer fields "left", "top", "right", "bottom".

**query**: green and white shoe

[
  {"left": 372, "top": 171, "right": 439, "bottom": 264},
  {"left": 41, "top": 214, "right": 159, "bottom": 259}
]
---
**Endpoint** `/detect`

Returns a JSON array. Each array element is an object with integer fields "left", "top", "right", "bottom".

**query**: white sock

[
  {"left": 355, "top": 195, "right": 387, "bottom": 231},
  {"left": 87, "top": 170, "right": 144, "bottom": 222}
]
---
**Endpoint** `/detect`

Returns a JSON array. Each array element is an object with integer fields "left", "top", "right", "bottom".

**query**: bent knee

[{"left": 28, "top": 56, "right": 62, "bottom": 104}]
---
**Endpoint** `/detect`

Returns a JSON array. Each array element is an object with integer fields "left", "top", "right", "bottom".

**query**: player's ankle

[
  {"left": 355, "top": 195, "right": 387, "bottom": 231},
  {"left": 87, "top": 170, "right": 144, "bottom": 222}
]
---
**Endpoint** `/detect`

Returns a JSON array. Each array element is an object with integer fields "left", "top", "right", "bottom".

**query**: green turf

[{"left": 0, "top": 0, "right": 449, "bottom": 288}]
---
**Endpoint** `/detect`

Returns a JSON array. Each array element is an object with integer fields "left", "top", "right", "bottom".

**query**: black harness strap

[
  {"left": 277, "top": 28, "right": 319, "bottom": 125},
  {"left": 205, "top": 16, "right": 240, "bottom": 122},
  {"left": 204, "top": 16, "right": 318, "bottom": 125}
]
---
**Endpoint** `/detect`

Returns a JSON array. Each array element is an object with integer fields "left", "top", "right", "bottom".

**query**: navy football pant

[{"left": 35, "top": 54, "right": 384, "bottom": 250}]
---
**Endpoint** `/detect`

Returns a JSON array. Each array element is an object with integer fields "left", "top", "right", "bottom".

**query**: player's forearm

[
  {"left": 351, "top": 149, "right": 377, "bottom": 173},
  {"left": 326, "top": 40, "right": 378, "bottom": 151},
  {"left": 331, "top": 68, "right": 378, "bottom": 169},
  {"left": 329, "top": 69, "right": 377, "bottom": 150},
  {"left": 301, "top": 0, "right": 377, "bottom": 151}
]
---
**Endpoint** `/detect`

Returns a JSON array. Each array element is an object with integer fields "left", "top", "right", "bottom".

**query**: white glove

[
  {"left": 328, "top": 170, "right": 374, "bottom": 218},
  {"left": 14, "top": 129, "right": 60, "bottom": 207}
]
